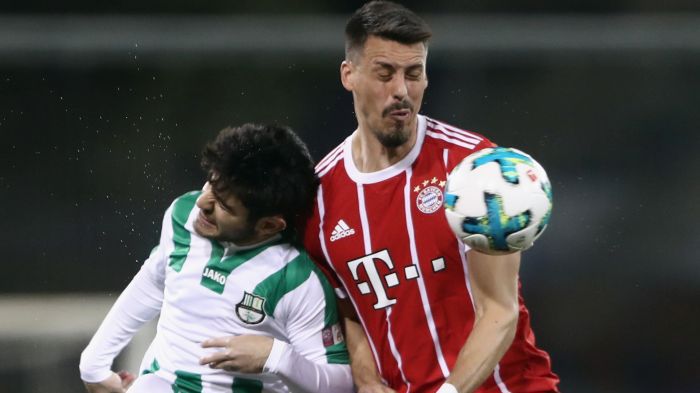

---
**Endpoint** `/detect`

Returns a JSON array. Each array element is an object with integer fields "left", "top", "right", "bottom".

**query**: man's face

[
  {"left": 193, "top": 181, "right": 257, "bottom": 244},
  {"left": 343, "top": 35, "right": 428, "bottom": 148}
]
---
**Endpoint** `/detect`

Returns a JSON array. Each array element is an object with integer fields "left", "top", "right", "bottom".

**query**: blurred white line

[{"left": 0, "top": 14, "right": 699, "bottom": 65}]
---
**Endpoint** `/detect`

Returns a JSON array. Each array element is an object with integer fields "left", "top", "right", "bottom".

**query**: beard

[
  {"left": 195, "top": 216, "right": 258, "bottom": 245},
  {"left": 372, "top": 99, "right": 414, "bottom": 148},
  {"left": 217, "top": 223, "right": 257, "bottom": 244},
  {"left": 373, "top": 125, "right": 410, "bottom": 148}
]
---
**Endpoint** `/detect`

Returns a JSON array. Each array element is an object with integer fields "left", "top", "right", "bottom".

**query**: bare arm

[
  {"left": 443, "top": 250, "right": 520, "bottom": 393},
  {"left": 339, "top": 298, "right": 396, "bottom": 393}
]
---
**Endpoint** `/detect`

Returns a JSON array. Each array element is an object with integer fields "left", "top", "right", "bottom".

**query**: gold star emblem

[
  {"left": 422, "top": 180, "right": 429, "bottom": 187},
  {"left": 431, "top": 177, "right": 438, "bottom": 184},
  {"left": 414, "top": 185, "right": 420, "bottom": 193},
  {"left": 439, "top": 180, "right": 446, "bottom": 187}
]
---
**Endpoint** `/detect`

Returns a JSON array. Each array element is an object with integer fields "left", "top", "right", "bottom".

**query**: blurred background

[{"left": 1, "top": 1, "right": 699, "bottom": 392}]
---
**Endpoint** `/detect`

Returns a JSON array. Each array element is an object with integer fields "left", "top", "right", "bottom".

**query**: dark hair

[
  {"left": 345, "top": 0, "right": 432, "bottom": 59},
  {"left": 201, "top": 123, "right": 318, "bottom": 243}
]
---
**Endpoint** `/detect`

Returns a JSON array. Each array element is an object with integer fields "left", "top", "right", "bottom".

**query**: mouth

[
  {"left": 196, "top": 211, "right": 216, "bottom": 229},
  {"left": 388, "top": 108, "right": 411, "bottom": 122}
]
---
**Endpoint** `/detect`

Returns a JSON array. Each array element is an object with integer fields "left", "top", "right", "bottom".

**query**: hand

[
  {"left": 199, "top": 335, "right": 274, "bottom": 373},
  {"left": 84, "top": 371, "right": 135, "bottom": 393},
  {"left": 356, "top": 382, "right": 397, "bottom": 393}
]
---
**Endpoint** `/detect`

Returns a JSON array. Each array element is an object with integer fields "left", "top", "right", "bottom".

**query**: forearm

[
  {"left": 345, "top": 318, "right": 384, "bottom": 389},
  {"left": 443, "top": 250, "right": 520, "bottom": 393},
  {"left": 338, "top": 299, "right": 394, "bottom": 392},
  {"left": 79, "top": 268, "right": 163, "bottom": 382},
  {"left": 264, "top": 339, "right": 353, "bottom": 393},
  {"left": 445, "top": 305, "right": 518, "bottom": 392}
]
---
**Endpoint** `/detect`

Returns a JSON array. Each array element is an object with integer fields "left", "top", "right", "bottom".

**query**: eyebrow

[{"left": 372, "top": 61, "right": 424, "bottom": 71}]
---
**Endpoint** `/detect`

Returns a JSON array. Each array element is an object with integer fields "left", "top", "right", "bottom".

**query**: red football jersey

[{"left": 304, "top": 115, "right": 559, "bottom": 393}]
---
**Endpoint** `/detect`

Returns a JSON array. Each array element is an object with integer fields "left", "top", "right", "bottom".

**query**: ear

[
  {"left": 255, "top": 215, "right": 287, "bottom": 237},
  {"left": 340, "top": 60, "right": 354, "bottom": 92}
]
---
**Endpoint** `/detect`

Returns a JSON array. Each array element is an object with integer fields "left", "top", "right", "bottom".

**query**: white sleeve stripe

[
  {"left": 316, "top": 145, "right": 344, "bottom": 173},
  {"left": 317, "top": 152, "right": 344, "bottom": 178},
  {"left": 426, "top": 118, "right": 484, "bottom": 141},
  {"left": 426, "top": 131, "right": 477, "bottom": 149},
  {"left": 426, "top": 121, "right": 482, "bottom": 145}
]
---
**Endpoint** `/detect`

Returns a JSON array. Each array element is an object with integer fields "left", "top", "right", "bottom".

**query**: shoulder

[
  {"left": 264, "top": 245, "right": 333, "bottom": 292},
  {"left": 254, "top": 245, "right": 332, "bottom": 315},
  {"left": 315, "top": 139, "right": 347, "bottom": 181},
  {"left": 174, "top": 189, "right": 201, "bottom": 202},
  {"left": 421, "top": 116, "right": 497, "bottom": 170},
  {"left": 167, "top": 190, "right": 201, "bottom": 228},
  {"left": 422, "top": 116, "right": 495, "bottom": 153}
]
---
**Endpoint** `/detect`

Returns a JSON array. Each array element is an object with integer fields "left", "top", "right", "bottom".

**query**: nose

[
  {"left": 196, "top": 184, "right": 215, "bottom": 212},
  {"left": 390, "top": 73, "right": 408, "bottom": 101}
]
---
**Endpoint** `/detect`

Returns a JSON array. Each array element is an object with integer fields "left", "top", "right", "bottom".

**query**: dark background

[{"left": 1, "top": 1, "right": 699, "bottom": 393}]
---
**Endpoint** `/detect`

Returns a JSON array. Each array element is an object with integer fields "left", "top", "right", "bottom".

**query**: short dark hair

[
  {"left": 201, "top": 123, "right": 318, "bottom": 243},
  {"left": 345, "top": 0, "right": 432, "bottom": 60}
]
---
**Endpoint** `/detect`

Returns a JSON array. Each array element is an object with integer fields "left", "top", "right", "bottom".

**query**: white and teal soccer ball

[{"left": 444, "top": 147, "right": 553, "bottom": 254}]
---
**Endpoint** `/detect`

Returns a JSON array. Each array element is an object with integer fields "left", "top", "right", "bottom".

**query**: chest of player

[
  {"left": 163, "top": 239, "right": 286, "bottom": 335},
  {"left": 322, "top": 163, "right": 463, "bottom": 310}
]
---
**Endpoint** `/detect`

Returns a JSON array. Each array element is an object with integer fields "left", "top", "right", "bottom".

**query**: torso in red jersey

[{"left": 304, "top": 115, "right": 559, "bottom": 393}]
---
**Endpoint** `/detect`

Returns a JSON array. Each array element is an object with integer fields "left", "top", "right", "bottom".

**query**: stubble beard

[
  {"left": 373, "top": 100, "right": 414, "bottom": 148},
  {"left": 216, "top": 225, "right": 257, "bottom": 244},
  {"left": 373, "top": 123, "right": 410, "bottom": 148}
]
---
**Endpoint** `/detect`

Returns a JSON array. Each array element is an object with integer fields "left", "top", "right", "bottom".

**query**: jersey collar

[{"left": 221, "top": 233, "right": 283, "bottom": 255}]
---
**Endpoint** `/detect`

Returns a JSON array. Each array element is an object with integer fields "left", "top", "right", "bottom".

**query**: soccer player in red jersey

[{"left": 302, "top": 2, "right": 560, "bottom": 393}]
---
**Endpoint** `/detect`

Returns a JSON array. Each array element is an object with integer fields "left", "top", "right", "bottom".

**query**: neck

[{"left": 352, "top": 120, "right": 418, "bottom": 173}]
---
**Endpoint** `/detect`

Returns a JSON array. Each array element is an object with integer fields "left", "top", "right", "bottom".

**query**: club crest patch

[
  {"left": 322, "top": 323, "right": 345, "bottom": 347},
  {"left": 235, "top": 292, "right": 266, "bottom": 325},
  {"left": 416, "top": 185, "right": 444, "bottom": 214}
]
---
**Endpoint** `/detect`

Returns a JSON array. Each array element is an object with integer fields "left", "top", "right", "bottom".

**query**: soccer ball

[{"left": 444, "top": 147, "right": 553, "bottom": 254}]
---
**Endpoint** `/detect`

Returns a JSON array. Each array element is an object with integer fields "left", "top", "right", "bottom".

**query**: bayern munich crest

[{"left": 416, "top": 185, "right": 444, "bottom": 214}]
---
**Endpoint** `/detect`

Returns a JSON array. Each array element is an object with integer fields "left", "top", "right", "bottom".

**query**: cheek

[
  {"left": 411, "top": 80, "right": 427, "bottom": 95},
  {"left": 219, "top": 214, "right": 248, "bottom": 233},
  {"left": 359, "top": 81, "right": 387, "bottom": 105}
]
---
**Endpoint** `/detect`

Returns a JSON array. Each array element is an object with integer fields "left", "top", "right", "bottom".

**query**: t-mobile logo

[{"left": 347, "top": 250, "right": 398, "bottom": 309}]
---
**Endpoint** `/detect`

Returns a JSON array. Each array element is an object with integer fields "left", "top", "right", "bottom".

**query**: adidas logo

[{"left": 330, "top": 219, "right": 355, "bottom": 242}]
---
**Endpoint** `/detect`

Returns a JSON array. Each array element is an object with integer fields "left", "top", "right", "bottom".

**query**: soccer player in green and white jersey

[{"left": 79, "top": 124, "right": 353, "bottom": 393}]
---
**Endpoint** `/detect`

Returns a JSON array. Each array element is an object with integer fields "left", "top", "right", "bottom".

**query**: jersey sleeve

[
  {"left": 79, "top": 206, "right": 173, "bottom": 383},
  {"left": 262, "top": 255, "right": 352, "bottom": 393},
  {"left": 446, "top": 133, "right": 496, "bottom": 173}
]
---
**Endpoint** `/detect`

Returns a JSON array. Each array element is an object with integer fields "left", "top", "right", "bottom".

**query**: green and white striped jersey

[{"left": 83, "top": 191, "right": 349, "bottom": 393}]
